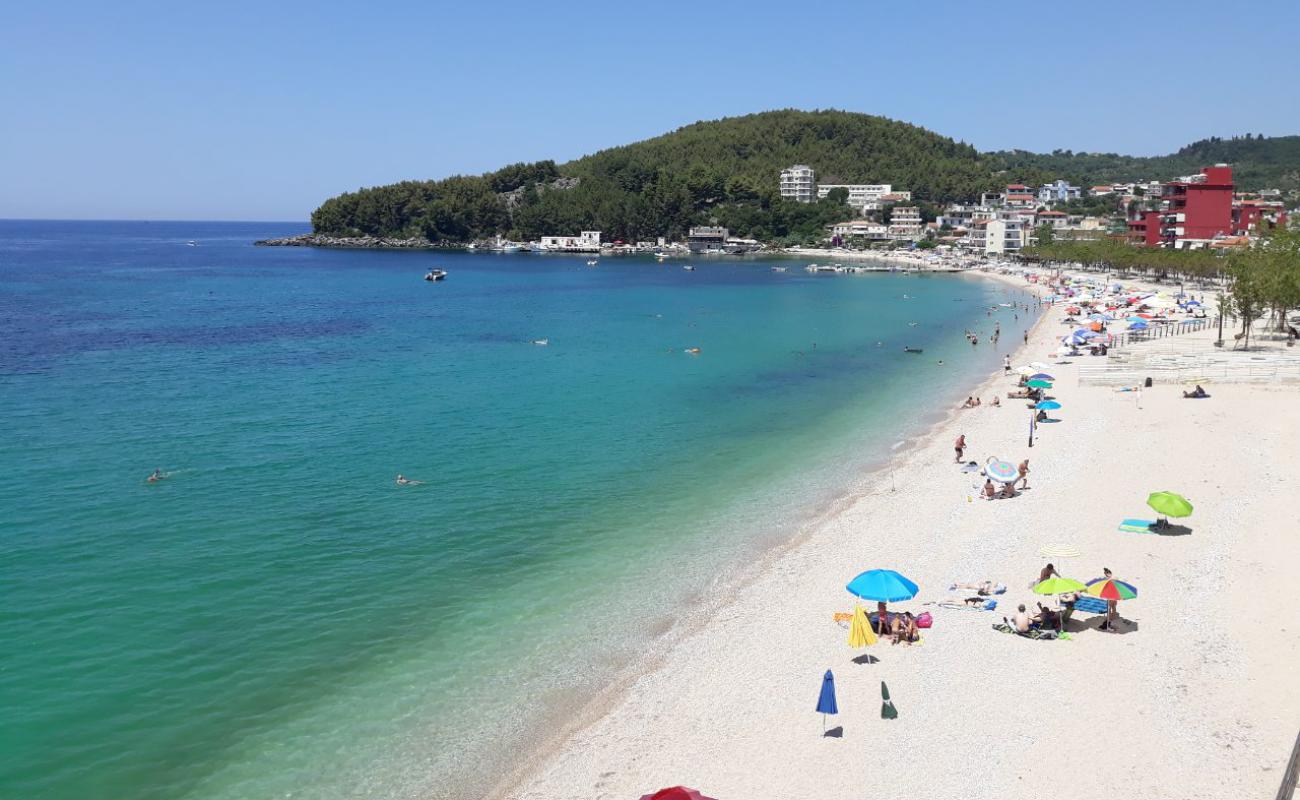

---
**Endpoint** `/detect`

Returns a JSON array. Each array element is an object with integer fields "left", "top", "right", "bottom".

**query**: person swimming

[
  {"left": 147, "top": 468, "right": 166, "bottom": 483},
  {"left": 396, "top": 474, "right": 425, "bottom": 486}
]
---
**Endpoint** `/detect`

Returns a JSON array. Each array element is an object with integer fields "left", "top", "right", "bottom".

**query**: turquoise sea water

[{"left": 0, "top": 221, "right": 1035, "bottom": 799}]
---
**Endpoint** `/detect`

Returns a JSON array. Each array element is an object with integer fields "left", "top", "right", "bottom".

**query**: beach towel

[
  {"left": 1118, "top": 518, "right": 1156, "bottom": 533},
  {"left": 992, "top": 623, "right": 1057, "bottom": 640},
  {"left": 948, "top": 582, "right": 1006, "bottom": 594},
  {"left": 1073, "top": 596, "right": 1110, "bottom": 615}
]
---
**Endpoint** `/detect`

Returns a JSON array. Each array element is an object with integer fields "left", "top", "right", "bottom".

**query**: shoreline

[
  {"left": 491, "top": 267, "right": 1300, "bottom": 800},
  {"left": 484, "top": 269, "right": 1053, "bottom": 800}
]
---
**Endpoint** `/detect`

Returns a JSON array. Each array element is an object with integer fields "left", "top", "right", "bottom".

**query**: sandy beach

[{"left": 497, "top": 270, "right": 1300, "bottom": 800}]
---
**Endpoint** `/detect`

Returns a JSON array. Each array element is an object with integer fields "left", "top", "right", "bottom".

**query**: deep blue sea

[{"left": 0, "top": 220, "right": 1035, "bottom": 799}]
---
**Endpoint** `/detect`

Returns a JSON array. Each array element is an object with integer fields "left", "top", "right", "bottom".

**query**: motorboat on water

[
  {"left": 683, "top": 265, "right": 695, "bottom": 271},
  {"left": 771, "top": 266, "right": 787, "bottom": 272},
  {"left": 903, "top": 347, "right": 924, "bottom": 354},
  {"left": 424, "top": 269, "right": 447, "bottom": 282},
  {"left": 587, "top": 259, "right": 599, "bottom": 266},
  {"left": 186, "top": 240, "right": 198, "bottom": 247}
]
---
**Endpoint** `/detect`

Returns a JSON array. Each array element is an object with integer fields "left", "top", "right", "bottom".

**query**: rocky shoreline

[{"left": 254, "top": 233, "right": 465, "bottom": 249}]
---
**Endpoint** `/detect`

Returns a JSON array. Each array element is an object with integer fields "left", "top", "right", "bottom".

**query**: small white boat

[
  {"left": 771, "top": 266, "right": 787, "bottom": 272},
  {"left": 424, "top": 269, "right": 447, "bottom": 282},
  {"left": 587, "top": 260, "right": 598, "bottom": 266},
  {"left": 532, "top": 338, "right": 549, "bottom": 346},
  {"left": 186, "top": 240, "right": 198, "bottom": 247},
  {"left": 683, "top": 265, "right": 695, "bottom": 271}
]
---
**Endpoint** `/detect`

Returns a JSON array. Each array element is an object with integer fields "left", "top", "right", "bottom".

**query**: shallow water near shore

[{"left": 0, "top": 221, "right": 1036, "bottom": 799}]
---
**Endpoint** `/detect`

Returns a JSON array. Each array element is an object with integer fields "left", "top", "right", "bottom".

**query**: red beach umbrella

[{"left": 640, "top": 788, "right": 716, "bottom": 800}]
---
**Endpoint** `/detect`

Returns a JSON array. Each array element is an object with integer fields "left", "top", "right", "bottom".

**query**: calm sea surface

[{"left": 0, "top": 221, "right": 1034, "bottom": 799}]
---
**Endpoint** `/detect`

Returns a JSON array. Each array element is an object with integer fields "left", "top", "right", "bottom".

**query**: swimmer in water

[
  {"left": 147, "top": 468, "right": 166, "bottom": 483},
  {"left": 396, "top": 474, "right": 425, "bottom": 486}
]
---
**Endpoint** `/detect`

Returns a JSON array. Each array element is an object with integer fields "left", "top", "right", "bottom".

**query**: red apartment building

[{"left": 1127, "top": 165, "right": 1287, "bottom": 247}]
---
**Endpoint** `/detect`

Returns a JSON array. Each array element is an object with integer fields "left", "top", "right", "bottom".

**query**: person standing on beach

[
  {"left": 1023, "top": 330, "right": 1029, "bottom": 344},
  {"left": 954, "top": 434, "right": 966, "bottom": 462},
  {"left": 1003, "top": 355, "right": 1011, "bottom": 373},
  {"left": 1017, "top": 459, "right": 1030, "bottom": 489}
]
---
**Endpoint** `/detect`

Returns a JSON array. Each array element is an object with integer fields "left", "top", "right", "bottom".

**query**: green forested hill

[
  {"left": 309, "top": 110, "right": 1297, "bottom": 244},
  {"left": 991, "top": 134, "right": 1300, "bottom": 192}
]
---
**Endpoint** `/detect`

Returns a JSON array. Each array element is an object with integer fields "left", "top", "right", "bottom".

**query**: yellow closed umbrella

[{"left": 849, "top": 604, "right": 877, "bottom": 647}]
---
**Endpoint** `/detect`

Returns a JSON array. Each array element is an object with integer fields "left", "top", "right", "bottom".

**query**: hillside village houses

[{"left": 783, "top": 159, "right": 1288, "bottom": 255}]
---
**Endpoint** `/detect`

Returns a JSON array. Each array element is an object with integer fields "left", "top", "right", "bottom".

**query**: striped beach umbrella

[
  {"left": 1085, "top": 578, "right": 1137, "bottom": 601},
  {"left": 1029, "top": 373, "right": 1055, "bottom": 381},
  {"left": 984, "top": 458, "right": 1019, "bottom": 484}
]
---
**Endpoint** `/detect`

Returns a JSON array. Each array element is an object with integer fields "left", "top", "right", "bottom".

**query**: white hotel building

[
  {"left": 815, "top": 183, "right": 913, "bottom": 211},
  {"left": 539, "top": 231, "right": 601, "bottom": 252},
  {"left": 779, "top": 165, "right": 816, "bottom": 203}
]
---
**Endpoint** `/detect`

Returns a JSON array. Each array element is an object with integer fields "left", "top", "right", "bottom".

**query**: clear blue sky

[{"left": 3, "top": 0, "right": 1296, "bottom": 221}]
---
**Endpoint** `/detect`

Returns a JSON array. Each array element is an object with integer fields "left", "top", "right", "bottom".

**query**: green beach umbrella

[
  {"left": 1032, "top": 576, "right": 1087, "bottom": 596},
  {"left": 881, "top": 681, "right": 898, "bottom": 720},
  {"left": 1147, "top": 491, "right": 1193, "bottom": 518},
  {"left": 1026, "top": 379, "right": 1053, "bottom": 389}
]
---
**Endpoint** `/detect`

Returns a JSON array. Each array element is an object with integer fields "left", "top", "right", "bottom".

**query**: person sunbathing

[
  {"left": 991, "top": 396, "right": 1000, "bottom": 407},
  {"left": 1183, "top": 385, "right": 1209, "bottom": 398},
  {"left": 1012, "top": 604, "right": 1033, "bottom": 633},
  {"left": 1000, "top": 482, "right": 1016, "bottom": 499},
  {"left": 950, "top": 580, "right": 1005, "bottom": 595}
]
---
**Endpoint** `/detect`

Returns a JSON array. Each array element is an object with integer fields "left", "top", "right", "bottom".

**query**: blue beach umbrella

[
  {"left": 1036, "top": 400, "right": 1062, "bottom": 410},
  {"left": 1128, "top": 321, "right": 1149, "bottom": 331},
  {"left": 846, "top": 569, "right": 919, "bottom": 602},
  {"left": 816, "top": 670, "right": 838, "bottom": 732},
  {"left": 1029, "top": 372, "right": 1055, "bottom": 381}
]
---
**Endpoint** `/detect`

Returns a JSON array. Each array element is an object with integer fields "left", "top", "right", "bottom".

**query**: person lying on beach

[
  {"left": 950, "top": 580, "right": 1005, "bottom": 596},
  {"left": 991, "top": 396, "right": 1000, "bottom": 407},
  {"left": 1183, "top": 385, "right": 1209, "bottom": 398},
  {"left": 395, "top": 474, "right": 425, "bottom": 486}
]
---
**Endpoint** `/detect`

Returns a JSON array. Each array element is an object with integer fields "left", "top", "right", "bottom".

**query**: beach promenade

[{"left": 498, "top": 272, "right": 1300, "bottom": 800}]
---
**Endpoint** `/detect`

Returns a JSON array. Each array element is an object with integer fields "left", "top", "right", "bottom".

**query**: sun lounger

[{"left": 1118, "top": 518, "right": 1157, "bottom": 533}]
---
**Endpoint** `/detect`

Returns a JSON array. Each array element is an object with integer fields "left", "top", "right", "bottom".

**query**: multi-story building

[
  {"left": 539, "top": 231, "right": 601, "bottom": 252},
  {"left": 1038, "top": 180, "right": 1081, "bottom": 205},
  {"left": 816, "top": 183, "right": 891, "bottom": 206},
  {"left": 830, "top": 220, "right": 890, "bottom": 241},
  {"left": 983, "top": 218, "right": 1030, "bottom": 254},
  {"left": 1003, "top": 184, "right": 1037, "bottom": 208},
  {"left": 779, "top": 165, "right": 816, "bottom": 203},
  {"left": 687, "top": 226, "right": 729, "bottom": 253},
  {"left": 1128, "top": 165, "right": 1234, "bottom": 248},
  {"left": 888, "top": 207, "right": 923, "bottom": 240}
]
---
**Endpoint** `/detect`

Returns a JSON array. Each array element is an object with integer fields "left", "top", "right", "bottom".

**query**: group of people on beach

[{"left": 961, "top": 395, "right": 1000, "bottom": 409}]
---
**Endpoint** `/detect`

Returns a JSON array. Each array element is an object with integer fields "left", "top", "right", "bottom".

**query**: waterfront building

[
  {"left": 1038, "top": 180, "right": 1082, "bottom": 204},
  {"left": 983, "top": 218, "right": 1029, "bottom": 254},
  {"left": 687, "top": 226, "right": 729, "bottom": 253},
  {"left": 1128, "top": 165, "right": 1233, "bottom": 248},
  {"left": 779, "top": 165, "right": 816, "bottom": 203},
  {"left": 539, "top": 231, "right": 601, "bottom": 252},
  {"left": 888, "top": 207, "right": 923, "bottom": 240},
  {"left": 830, "top": 220, "right": 889, "bottom": 241}
]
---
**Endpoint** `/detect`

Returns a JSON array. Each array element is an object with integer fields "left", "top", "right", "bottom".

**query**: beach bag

[{"left": 915, "top": 612, "right": 933, "bottom": 629}]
